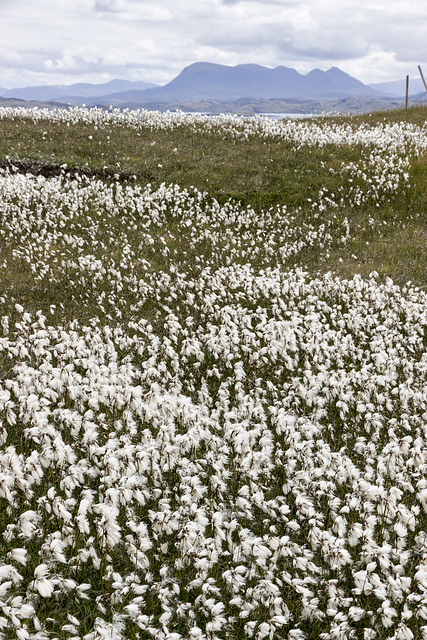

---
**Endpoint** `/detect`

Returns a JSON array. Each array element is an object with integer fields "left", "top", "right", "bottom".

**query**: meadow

[{"left": 0, "top": 104, "right": 427, "bottom": 640}]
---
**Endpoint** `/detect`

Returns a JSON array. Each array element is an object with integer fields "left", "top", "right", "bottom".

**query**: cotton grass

[{"left": 0, "top": 106, "right": 427, "bottom": 640}]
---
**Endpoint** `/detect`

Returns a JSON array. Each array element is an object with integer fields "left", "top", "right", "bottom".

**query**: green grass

[
  {"left": 0, "top": 105, "right": 426, "bottom": 298},
  {"left": 0, "top": 116, "right": 361, "bottom": 207}
]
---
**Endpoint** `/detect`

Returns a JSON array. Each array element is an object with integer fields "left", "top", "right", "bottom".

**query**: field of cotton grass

[{"left": 1, "top": 105, "right": 427, "bottom": 640}]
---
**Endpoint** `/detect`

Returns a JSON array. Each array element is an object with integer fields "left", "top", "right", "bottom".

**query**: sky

[{"left": 0, "top": 0, "right": 426, "bottom": 89}]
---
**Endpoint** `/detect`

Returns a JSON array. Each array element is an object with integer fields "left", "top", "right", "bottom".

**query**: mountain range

[
  {"left": 95, "top": 63, "right": 380, "bottom": 105},
  {"left": 1, "top": 62, "right": 425, "bottom": 110},
  {"left": 0, "top": 78, "right": 157, "bottom": 103}
]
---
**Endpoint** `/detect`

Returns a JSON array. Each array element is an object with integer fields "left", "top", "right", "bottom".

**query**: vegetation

[
  {"left": 1, "top": 105, "right": 426, "bottom": 294},
  {"left": 0, "top": 105, "right": 426, "bottom": 640}
]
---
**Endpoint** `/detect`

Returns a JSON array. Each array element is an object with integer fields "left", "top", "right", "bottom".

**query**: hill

[{"left": 0, "top": 95, "right": 68, "bottom": 109}]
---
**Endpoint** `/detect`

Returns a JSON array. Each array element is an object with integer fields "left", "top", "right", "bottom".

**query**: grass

[
  {"left": 0, "top": 116, "right": 358, "bottom": 206},
  {"left": 326, "top": 152, "right": 427, "bottom": 286},
  {"left": 0, "top": 106, "right": 426, "bottom": 298},
  {"left": 0, "top": 105, "right": 427, "bottom": 639}
]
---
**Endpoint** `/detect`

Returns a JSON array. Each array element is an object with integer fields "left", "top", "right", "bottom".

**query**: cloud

[
  {"left": 221, "top": 0, "right": 301, "bottom": 4},
  {"left": 0, "top": 48, "right": 22, "bottom": 64},
  {"left": 93, "top": 0, "right": 120, "bottom": 12},
  {"left": 92, "top": 0, "right": 172, "bottom": 18},
  {"left": 0, "top": 0, "right": 426, "bottom": 87}
]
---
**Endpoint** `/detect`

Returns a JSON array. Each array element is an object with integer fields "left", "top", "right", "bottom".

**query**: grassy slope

[{"left": 0, "top": 105, "right": 426, "bottom": 298}]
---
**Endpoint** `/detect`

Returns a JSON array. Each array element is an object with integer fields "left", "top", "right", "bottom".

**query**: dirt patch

[{"left": 0, "top": 160, "right": 73, "bottom": 178}]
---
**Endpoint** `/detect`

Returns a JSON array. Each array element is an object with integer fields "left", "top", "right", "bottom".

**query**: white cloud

[
  {"left": 0, "top": 0, "right": 426, "bottom": 88},
  {"left": 93, "top": 0, "right": 120, "bottom": 11},
  {"left": 0, "top": 48, "right": 22, "bottom": 64}
]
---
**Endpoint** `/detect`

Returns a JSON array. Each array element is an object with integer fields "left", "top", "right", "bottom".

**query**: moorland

[{"left": 0, "top": 105, "right": 427, "bottom": 640}]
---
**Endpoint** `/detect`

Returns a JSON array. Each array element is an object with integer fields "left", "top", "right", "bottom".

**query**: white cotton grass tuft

[
  {"left": 31, "top": 564, "right": 54, "bottom": 598},
  {"left": 0, "top": 105, "right": 427, "bottom": 638}
]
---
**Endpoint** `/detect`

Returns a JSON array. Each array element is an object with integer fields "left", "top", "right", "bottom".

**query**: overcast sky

[{"left": 0, "top": 0, "right": 426, "bottom": 89}]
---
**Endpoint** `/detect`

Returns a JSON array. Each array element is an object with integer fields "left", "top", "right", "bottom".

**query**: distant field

[{"left": 0, "top": 105, "right": 427, "bottom": 640}]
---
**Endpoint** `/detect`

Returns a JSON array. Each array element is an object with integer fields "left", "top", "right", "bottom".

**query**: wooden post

[
  {"left": 406, "top": 75, "right": 409, "bottom": 107},
  {"left": 418, "top": 65, "right": 427, "bottom": 92}
]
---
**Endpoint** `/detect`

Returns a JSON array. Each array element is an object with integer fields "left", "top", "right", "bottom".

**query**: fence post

[
  {"left": 406, "top": 75, "right": 409, "bottom": 108},
  {"left": 418, "top": 65, "right": 427, "bottom": 92}
]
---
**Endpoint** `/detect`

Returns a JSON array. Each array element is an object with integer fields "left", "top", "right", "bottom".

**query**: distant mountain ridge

[
  {"left": 0, "top": 79, "right": 158, "bottom": 102},
  {"left": 81, "top": 63, "right": 381, "bottom": 106},
  {"left": 369, "top": 76, "right": 426, "bottom": 97},
  {"left": 2, "top": 62, "right": 418, "bottom": 109}
]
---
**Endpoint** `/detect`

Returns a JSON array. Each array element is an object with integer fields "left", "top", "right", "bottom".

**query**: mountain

[
  {"left": 81, "top": 63, "right": 380, "bottom": 107},
  {"left": 0, "top": 63, "right": 383, "bottom": 110},
  {"left": 304, "top": 67, "right": 376, "bottom": 96},
  {"left": 147, "top": 63, "right": 309, "bottom": 100},
  {"left": 0, "top": 79, "right": 158, "bottom": 102},
  {"left": 369, "top": 77, "right": 426, "bottom": 97}
]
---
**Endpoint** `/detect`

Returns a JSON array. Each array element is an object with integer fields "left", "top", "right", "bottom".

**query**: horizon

[{"left": 0, "top": 61, "right": 424, "bottom": 91}]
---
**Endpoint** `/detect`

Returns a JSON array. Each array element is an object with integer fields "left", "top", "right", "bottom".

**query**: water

[
  {"left": 258, "top": 112, "right": 318, "bottom": 119},
  {"left": 180, "top": 111, "right": 318, "bottom": 120}
]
